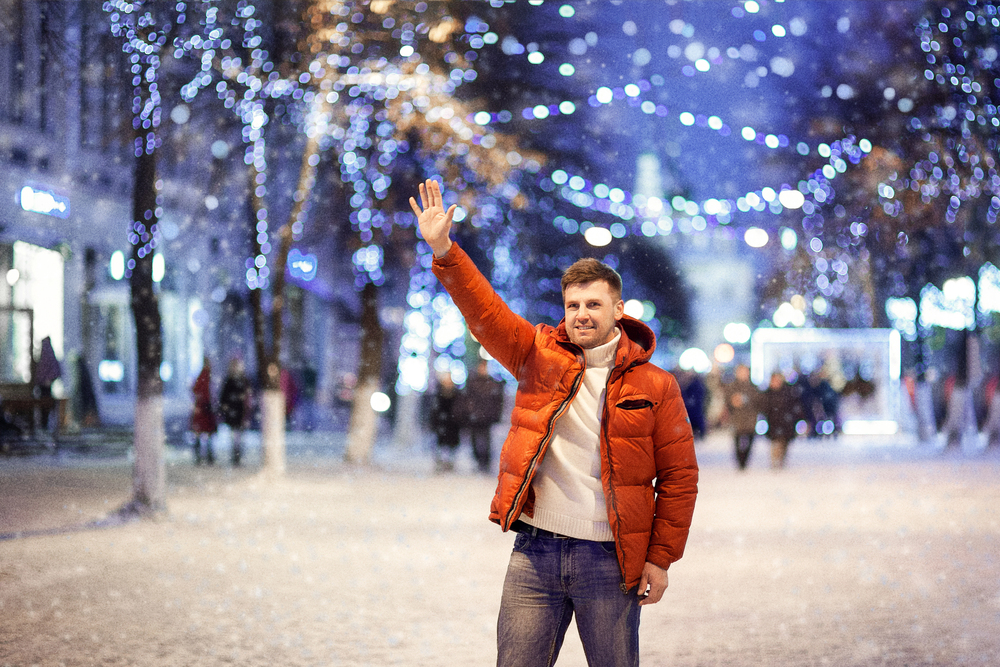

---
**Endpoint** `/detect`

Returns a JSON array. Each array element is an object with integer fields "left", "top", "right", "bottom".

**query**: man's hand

[
  {"left": 637, "top": 562, "right": 668, "bottom": 606},
  {"left": 409, "top": 179, "right": 456, "bottom": 258}
]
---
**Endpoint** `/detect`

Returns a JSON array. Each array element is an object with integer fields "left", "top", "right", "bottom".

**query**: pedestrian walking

[
  {"left": 218, "top": 357, "right": 251, "bottom": 466},
  {"left": 724, "top": 364, "right": 759, "bottom": 470},
  {"left": 461, "top": 359, "right": 505, "bottom": 473},
  {"left": 411, "top": 179, "right": 698, "bottom": 666},
  {"left": 429, "top": 371, "right": 462, "bottom": 472},
  {"left": 34, "top": 336, "right": 61, "bottom": 431},
  {"left": 72, "top": 355, "right": 99, "bottom": 427},
  {"left": 809, "top": 369, "right": 841, "bottom": 437},
  {"left": 678, "top": 368, "right": 707, "bottom": 440},
  {"left": 190, "top": 356, "right": 217, "bottom": 465},
  {"left": 759, "top": 371, "right": 802, "bottom": 469}
]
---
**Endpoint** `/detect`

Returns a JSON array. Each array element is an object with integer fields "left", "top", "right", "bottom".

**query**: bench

[{"left": 0, "top": 382, "right": 67, "bottom": 436}]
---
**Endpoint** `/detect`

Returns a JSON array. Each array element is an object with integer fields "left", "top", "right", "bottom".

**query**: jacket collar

[{"left": 554, "top": 314, "right": 656, "bottom": 367}]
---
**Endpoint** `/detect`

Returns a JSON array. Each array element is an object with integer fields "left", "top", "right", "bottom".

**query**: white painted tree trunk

[
  {"left": 345, "top": 376, "right": 380, "bottom": 463},
  {"left": 260, "top": 389, "right": 286, "bottom": 477},
  {"left": 392, "top": 390, "right": 420, "bottom": 450},
  {"left": 942, "top": 385, "right": 977, "bottom": 449},
  {"left": 131, "top": 395, "right": 165, "bottom": 513},
  {"left": 913, "top": 381, "right": 937, "bottom": 444}
]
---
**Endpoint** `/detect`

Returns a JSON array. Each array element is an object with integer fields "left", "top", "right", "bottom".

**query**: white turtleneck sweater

[{"left": 521, "top": 329, "right": 620, "bottom": 542}]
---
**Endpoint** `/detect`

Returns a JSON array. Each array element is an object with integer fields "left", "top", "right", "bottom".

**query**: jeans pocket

[
  {"left": 598, "top": 540, "right": 617, "bottom": 555},
  {"left": 512, "top": 532, "right": 531, "bottom": 552}
]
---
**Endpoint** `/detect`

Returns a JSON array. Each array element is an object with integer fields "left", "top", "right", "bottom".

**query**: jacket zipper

[
  {"left": 605, "top": 361, "right": 640, "bottom": 594},
  {"left": 504, "top": 361, "right": 586, "bottom": 530}
]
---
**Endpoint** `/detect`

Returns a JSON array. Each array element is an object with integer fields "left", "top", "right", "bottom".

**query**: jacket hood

[{"left": 554, "top": 314, "right": 656, "bottom": 366}]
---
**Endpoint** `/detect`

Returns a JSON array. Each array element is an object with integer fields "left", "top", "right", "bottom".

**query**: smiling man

[
  {"left": 410, "top": 179, "right": 698, "bottom": 667},
  {"left": 562, "top": 275, "right": 623, "bottom": 349}
]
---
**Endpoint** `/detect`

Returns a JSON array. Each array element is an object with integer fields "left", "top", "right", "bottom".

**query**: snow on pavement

[{"left": 1, "top": 433, "right": 998, "bottom": 666}]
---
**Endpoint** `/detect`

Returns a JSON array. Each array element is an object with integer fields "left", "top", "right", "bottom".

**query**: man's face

[{"left": 563, "top": 281, "right": 624, "bottom": 349}]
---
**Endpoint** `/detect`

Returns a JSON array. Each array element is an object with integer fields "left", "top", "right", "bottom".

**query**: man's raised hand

[{"left": 409, "top": 179, "right": 456, "bottom": 258}]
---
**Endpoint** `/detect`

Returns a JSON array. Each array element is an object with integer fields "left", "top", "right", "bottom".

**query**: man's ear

[{"left": 614, "top": 299, "right": 625, "bottom": 321}]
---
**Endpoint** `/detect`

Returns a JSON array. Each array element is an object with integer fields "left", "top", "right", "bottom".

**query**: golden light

[{"left": 714, "top": 343, "right": 735, "bottom": 364}]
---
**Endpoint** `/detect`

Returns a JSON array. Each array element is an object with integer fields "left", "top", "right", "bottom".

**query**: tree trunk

[
  {"left": 911, "top": 299, "right": 937, "bottom": 443},
  {"left": 913, "top": 380, "right": 937, "bottom": 444},
  {"left": 125, "top": 143, "right": 166, "bottom": 516},
  {"left": 260, "top": 388, "right": 286, "bottom": 476},
  {"left": 247, "top": 132, "right": 321, "bottom": 476},
  {"left": 392, "top": 390, "right": 421, "bottom": 450},
  {"left": 132, "top": 394, "right": 165, "bottom": 507},
  {"left": 942, "top": 330, "right": 979, "bottom": 450},
  {"left": 346, "top": 375, "right": 381, "bottom": 463},
  {"left": 345, "top": 283, "right": 383, "bottom": 463},
  {"left": 247, "top": 168, "right": 281, "bottom": 476}
]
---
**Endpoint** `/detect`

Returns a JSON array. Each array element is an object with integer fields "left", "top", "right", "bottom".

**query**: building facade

[{"left": 0, "top": 3, "right": 360, "bottom": 435}]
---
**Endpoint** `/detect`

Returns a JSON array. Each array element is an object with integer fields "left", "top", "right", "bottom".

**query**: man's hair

[{"left": 561, "top": 258, "right": 623, "bottom": 301}]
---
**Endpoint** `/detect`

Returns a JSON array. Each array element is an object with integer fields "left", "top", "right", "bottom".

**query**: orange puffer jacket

[{"left": 434, "top": 244, "right": 698, "bottom": 591}]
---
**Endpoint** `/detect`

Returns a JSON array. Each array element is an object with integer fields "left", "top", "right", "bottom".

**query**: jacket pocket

[{"left": 616, "top": 398, "right": 654, "bottom": 410}]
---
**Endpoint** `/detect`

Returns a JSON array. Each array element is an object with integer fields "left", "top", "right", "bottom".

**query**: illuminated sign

[
  {"left": 19, "top": 185, "right": 70, "bottom": 218},
  {"left": 98, "top": 359, "right": 125, "bottom": 382},
  {"left": 288, "top": 249, "right": 318, "bottom": 282}
]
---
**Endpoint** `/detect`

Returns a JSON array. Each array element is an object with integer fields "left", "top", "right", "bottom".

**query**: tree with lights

[
  {"left": 103, "top": 0, "right": 202, "bottom": 514},
  {"left": 448, "top": 4, "right": 695, "bottom": 349},
  {"left": 176, "top": 0, "right": 320, "bottom": 477},
  {"left": 799, "top": 0, "right": 1000, "bottom": 443},
  {"left": 888, "top": 0, "right": 1000, "bottom": 447},
  {"left": 175, "top": 0, "right": 540, "bottom": 467},
  {"left": 283, "top": 0, "right": 541, "bottom": 463}
]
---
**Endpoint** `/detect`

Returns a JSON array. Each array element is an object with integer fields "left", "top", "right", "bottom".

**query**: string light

[
  {"left": 540, "top": 136, "right": 870, "bottom": 241},
  {"left": 105, "top": 0, "right": 201, "bottom": 276},
  {"left": 173, "top": 0, "right": 326, "bottom": 291},
  {"left": 282, "top": 3, "right": 539, "bottom": 287},
  {"left": 470, "top": 86, "right": 831, "bottom": 159}
]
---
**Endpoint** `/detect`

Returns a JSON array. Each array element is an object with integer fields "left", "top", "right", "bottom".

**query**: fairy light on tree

[
  {"left": 178, "top": 1, "right": 316, "bottom": 476},
  {"left": 104, "top": 0, "right": 209, "bottom": 514},
  {"left": 151, "top": 1, "right": 541, "bottom": 466},
  {"left": 795, "top": 1, "right": 1000, "bottom": 333},
  {"left": 279, "top": 1, "right": 542, "bottom": 462}
]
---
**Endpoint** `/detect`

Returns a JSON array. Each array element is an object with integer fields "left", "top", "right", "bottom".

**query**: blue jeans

[{"left": 497, "top": 531, "right": 641, "bottom": 666}]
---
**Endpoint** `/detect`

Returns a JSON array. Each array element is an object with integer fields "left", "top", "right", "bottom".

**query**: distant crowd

[{"left": 675, "top": 363, "right": 876, "bottom": 470}]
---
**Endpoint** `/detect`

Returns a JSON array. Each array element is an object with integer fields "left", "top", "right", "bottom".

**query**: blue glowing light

[{"left": 288, "top": 249, "right": 318, "bottom": 282}]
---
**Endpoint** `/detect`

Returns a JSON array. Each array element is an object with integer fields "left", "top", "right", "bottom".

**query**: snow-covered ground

[{"left": 1, "top": 431, "right": 999, "bottom": 666}]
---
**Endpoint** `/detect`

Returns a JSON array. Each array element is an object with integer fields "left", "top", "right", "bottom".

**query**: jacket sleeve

[
  {"left": 432, "top": 243, "right": 538, "bottom": 378},
  {"left": 647, "top": 373, "right": 699, "bottom": 570}
]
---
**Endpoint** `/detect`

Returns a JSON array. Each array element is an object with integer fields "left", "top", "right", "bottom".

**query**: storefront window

[
  {"left": 0, "top": 241, "right": 64, "bottom": 384},
  {"left": 98, "top": 303, "right": 126, "bottom": 394}
]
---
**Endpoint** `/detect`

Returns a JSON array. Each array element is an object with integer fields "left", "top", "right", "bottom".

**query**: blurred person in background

[
  {"left": 678, "top": 368, "right": 707, "bottom": 441},
  {"left": 190, "top": 356, "right": 217, "bottom": 465},
  {"left": 35, "top": 336, "right": 62, "bottom": 431},
  {"left": 218, "top": 357, "right": 251, "bottom": 466},
  {"left": 759, "top": 371, "right": 803, "bottom": 469},
  {"left": 724, "top": 364, "right": 759, "bottom": 470},
  {"left": 460, "top": 359, "right": 506, "bottom": 474},
  {"left": 430, "top": 371, "right": 463, "bottom": 472}
]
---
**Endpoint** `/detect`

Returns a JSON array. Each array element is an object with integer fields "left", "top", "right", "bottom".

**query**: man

[
  {"left": 410, "top": 180, "right": 698, "bottom": 666},
  {"left": 724, "top": 364, "right": 759, "bottom": 470},
  {"left": 461, "top": 359, "right": 506, "bottom": 473},
  {"left": 760, "top": 370, "right": 802, "bottom": 469}
]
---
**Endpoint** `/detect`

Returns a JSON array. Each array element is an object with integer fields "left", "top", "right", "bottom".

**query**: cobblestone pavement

[{"left": 1, "top": 433, "right": 999, "bottom": 666}]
